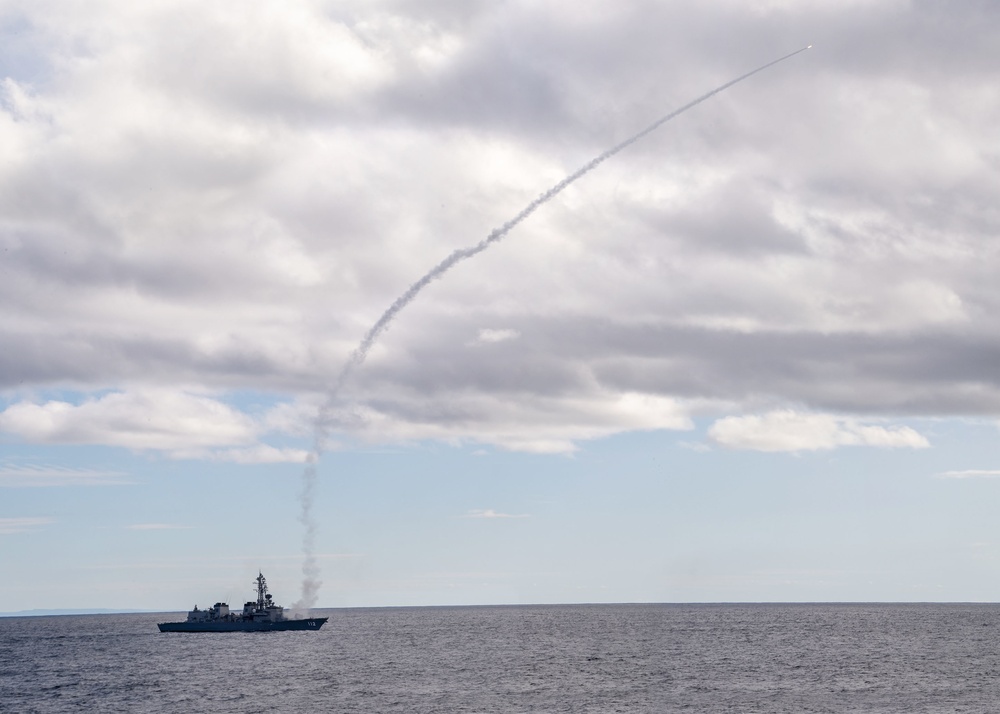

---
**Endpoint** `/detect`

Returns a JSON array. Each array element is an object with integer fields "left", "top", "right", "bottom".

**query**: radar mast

[{"left": 255, "top": 571, "right": 270, "bottom": 610}]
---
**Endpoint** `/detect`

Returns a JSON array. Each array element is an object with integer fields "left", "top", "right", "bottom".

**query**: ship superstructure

[{"left": 157, "top": 572, "right": 327, "bottom": 632}]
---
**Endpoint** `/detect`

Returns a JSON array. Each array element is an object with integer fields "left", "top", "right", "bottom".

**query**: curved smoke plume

[{"left": 296, "top": 46, "right": 812, "bottom": 609}]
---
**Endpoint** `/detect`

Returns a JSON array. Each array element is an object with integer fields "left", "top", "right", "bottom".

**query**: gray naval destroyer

[{"left": 157, "top": 572, "right": 327, "bottom": 632}]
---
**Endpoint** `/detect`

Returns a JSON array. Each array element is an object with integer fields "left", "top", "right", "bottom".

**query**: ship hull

[{"left": 157, "top": 617, "right": 328, "bottom": 633}]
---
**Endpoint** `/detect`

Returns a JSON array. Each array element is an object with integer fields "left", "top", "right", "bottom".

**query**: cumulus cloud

[
  {"left": 0, "top": 390, "right": 255, "bottom": 449},
  {"left": 0, "top": 390, "right": 309, "bottom": 462},
  {"left": 327, "top": 390, "right": 692, "bottom": 454},
  {"left": 2, "top": 1, "right": 1000, "bottom": 456},
  {"left": 708, "top": 410, "right": 930, "bottom": 452},
  {"left": 205, "top": 445, "right": 311, "bottom": 464}
]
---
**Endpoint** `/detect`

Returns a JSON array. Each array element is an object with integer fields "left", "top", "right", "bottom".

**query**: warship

[{"left": 157, "top": 572, "right": 327, "bottom": 632}]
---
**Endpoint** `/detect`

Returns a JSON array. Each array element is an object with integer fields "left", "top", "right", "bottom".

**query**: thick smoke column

[{"left": 298, "top": 45, "right": 812, "bottom": 607}]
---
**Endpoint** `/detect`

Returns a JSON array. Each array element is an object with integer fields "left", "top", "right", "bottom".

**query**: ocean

[{"left": 2, "top": 603, "right": 1000, "bottom": 712}]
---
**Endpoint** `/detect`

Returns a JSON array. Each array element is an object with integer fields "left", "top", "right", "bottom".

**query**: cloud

[
  {"left": 0, "top": 390, "right": 309, "bottom": 461},
  {"left": 202, "top": 445, "right": 311, "bottom": 464},
  {"left": 474, "top": 328, "right": 520, "bottom": 344},
  {"left": 0, "top": 390, "right": 255, "bottom": 449},
  {"left": 462, "top": 509, "right": 529, "bottom": 519},
  {"left": 937, "top": 470, "right": 1000, "bottom": 479},
  {"left": 0, "top": 517, "right": 53, "bottom": 535},
  {"left": 0, "top": 464, "right": 132, "bottom": 487},
  {"left": 708, "top": 410, "right": 930, "bottom": 452},
  {"left": 325, "top": 390, "right": 692, "bottom": 454},
  {"left": 2, "top": 1, "right": 1000, "bottom": 457}
]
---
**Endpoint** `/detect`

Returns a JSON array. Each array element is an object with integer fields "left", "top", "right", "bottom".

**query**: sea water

[{"left": 3, "top": 603, "right": 1000, "bottom": 713}]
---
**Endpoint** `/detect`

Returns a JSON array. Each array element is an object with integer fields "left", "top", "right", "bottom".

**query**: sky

[{"left": 3, "top": 0, "right": 1000, "bottom": 612}]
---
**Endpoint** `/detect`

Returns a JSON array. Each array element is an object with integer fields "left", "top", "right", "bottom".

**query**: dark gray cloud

[{"left": 342, "top": 313, "right": 1000, "bottom": 416}]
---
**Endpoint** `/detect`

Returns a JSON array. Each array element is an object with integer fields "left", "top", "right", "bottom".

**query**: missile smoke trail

[
  {"left": 290, "top": 454, "right": 320, "bottom": 614},
  {"left": 330, "top": 44, "right": 811, "bottom": 395},
  {"left": 296, "top": 45, "right": 812, "bottom": 608}
]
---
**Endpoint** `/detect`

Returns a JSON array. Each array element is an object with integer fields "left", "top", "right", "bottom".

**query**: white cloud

[
  {"left": 0, "top": 517, "right": 54, "bottom": 535},
  {"left": 0, "top": 464, "right": 132, "bottom": 487},
  {"left": 475, "top": 328, "right": 520, "bottom": 344},
  {"left": 330, "top": 391, "right": 692, "bottom": 454},
  {"left": 462, "top": 509, "right": 529, "bottom": 519},
  {"left": 0, "top": 390, "right": 310, "bottom": 461},
  {"left": 200, "top": 445, "right": 311, "bottom": 464},
  {"left": 0, "top": 390, "right": 256, "bottom": 450},
  {"left": 937, "top": 470, "right": 1000, "bottom": 479},
  {"left": 708, "top": 410, "right": 930, "bottom": 452}
]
